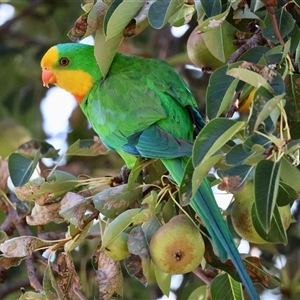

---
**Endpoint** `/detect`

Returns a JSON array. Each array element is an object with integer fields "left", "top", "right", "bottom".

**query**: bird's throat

[{"left": 55, "top": 69, "right": 94, "bottom": 104}]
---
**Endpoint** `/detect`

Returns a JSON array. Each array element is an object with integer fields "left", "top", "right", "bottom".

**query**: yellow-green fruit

[
  {"left": 232, "top": 181, "right": 291, "bottom": 244},
  {"left": 149, "top": 215, "right": 204, "bottom": 274},
  {"left": 187, "top": 25, "right": 239, "bottom": 72},
  {"left": 104, "top": 232, "right": 129, "bottom": 261}
]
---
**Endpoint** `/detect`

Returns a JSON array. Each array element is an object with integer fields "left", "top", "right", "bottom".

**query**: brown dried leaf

[
  {"left": 218, "top": 175, "right": 244, "bottom": 193},
  {"left": 0, "top": 255, "right": 25, "bottom": 269},
  {"left": 95, "top": 250, "right": 123, "bottom": 300},
  {"left": 0, "top": 236, "right": 52, "bottom": 257},
  {"left": 69, "top": 15, "right": 88, "bottom": 41},
  {"left": 91, "top": 136, "right": 109, "bottom": 155},
  {"left": 26, "top": 202, "right": 65, "bottom": 226},
  {"left": 57, "top": 252, "right": 82, "bottom": 298},
  {"left": 0, "top": 157, "right": 9, "bottom": 190},
  {"left": 59, "top": 192, "right": 91, "bottom": 227},
  {"left": 68, "top": 1, "right": 107, "bottom": 42},
  {"left": 14, "top": 177, "right": 52, "bottom": 205},
  {"left": 124, "top": 254, "right": 147, "bottom": 286}
]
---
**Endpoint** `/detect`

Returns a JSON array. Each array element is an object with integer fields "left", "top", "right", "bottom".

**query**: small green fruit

[
  {"left": 149, "top": 215, "right": 204, "bottom": 274},
  {"left": 232, "top": 181, "right": 291, "bottom": 244},
  {"left": 104, "top": 232, "right": 129, "bottom": 261},
  {"left": 187, "top": 23, "right": 239, "bottom": 72}
]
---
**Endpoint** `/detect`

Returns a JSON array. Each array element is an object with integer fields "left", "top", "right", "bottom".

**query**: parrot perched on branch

[{"left": 41, "top": 43, "right": 259, "bottom": 299}]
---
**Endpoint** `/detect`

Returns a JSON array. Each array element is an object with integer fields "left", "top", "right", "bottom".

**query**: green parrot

[{"left": 41, "top": 43, "right": 259, "bottom": 299}]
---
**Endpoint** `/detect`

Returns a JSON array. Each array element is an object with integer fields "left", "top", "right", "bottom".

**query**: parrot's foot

[{"left": 113, "top": 165, "right": 131, "bottom": 184}]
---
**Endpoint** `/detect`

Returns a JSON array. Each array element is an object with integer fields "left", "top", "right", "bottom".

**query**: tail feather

[{"left": 163, "top": 158, "right": 259, "bottom": 300}]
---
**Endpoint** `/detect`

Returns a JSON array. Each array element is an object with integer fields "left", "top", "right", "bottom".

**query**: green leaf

[
  {"left": 198, "top": 4, "right": 228, "bottom": 31},
  {"left": 246, "top": 87, "right": 284, "bottom": 136},
  {"left": 231, "top": 61, "right": 285, "bottom": 95},
  {"left": 101, "top": 208, "right": 141, "bottom": 248},
  {"left": 193, "top": 118, "right": 245, "bottom": 167},
  {"left": 202, "top": 20, "right": 237, "bottom": 63},
  {"left": 66, "top": 139, "right": 107, "bottom": 156},
  {"left": 43, "top": 264, "right": 62, "bottom": 300},
  {"left": 192, "top": 154, "right": 223, "bottom": 200},
  {"left": 263, "top": 7, "right": 295, "bottom": 44},
  {"left": 284, "top": 74, "right": 300, "bottom": 121},
  {"left": 103, "top": 0, "right": 123, "bottom": 35},
  {"left": 233, "top": 3, "right": 262, "bottom": 20},
  {"left": 254, "top": 94, "right": 284, "bottom": 133},
  {"left": 254, "top": 160, "right": 281, "bottom": 231},
  {"left": 15, "top": 170, "right": 78, "bottom": 204},
  {"left": 285, "top": 138, "right": 300, "bottom": 155},
  {"left": 179, "top": 157, "right": 194, "bottom": 206},
  {"left": 64, "top": 221, "right": 92, "bottom": 252},
  {"left": 127, "top": 226, "right": 149, "bottom": 259},
  {"left": 148, "top": 0, "right": 182, "bottom": 29},
  {"left": 238, "top": 46, "right": 270, "bottom": 63},
  {"left": 206, "top": 65, "right": 236, "bottom": 119},
  {"left": 280, "top": 155, "right": 300, "bottom": 191},
  {"left": 287, "top": 23, "right": 300, "bottom": 54},
  {"left": 188, "top": 285, "right": 207, "bottom": 300},
  {"left": 104, "top": 0, "right": 145, "bottom": 40},
  {"left": 225, "top": 143, "right": 265, "bottom": 166},
  {"left": 211, "top": 273, "right": 243, "bottom": 300},
  {"left": 277, "top": 182, "right": 298, "bottom": 206},
  {"left": 18, "top": 140, "right": 59, "bottom": 159},
  {"left": 162, "top": 198, "right": 175, "bottom": 223},
  {"left": 252, "top": 203, "right": 287, "bottom": 244},
  {"left": 144, "top": 159, "right": 166, "bottom": 184},
  {"left": 8, "top": 151, "right": 40, "bottom": 187},
  {"left": 201, "top": 0, "right": 221, "bottom": 18},
  {"left": 94, "top": 28, "right": 123, "bottom": 78},
  {"left": 168, "top": 3, "right": 194, "bottom": 27},
  {"left": 227, "top": 66, "right": 273, "bottom": 93},
  {"left": 142, "top": 216, "right": 161, "bottom": 244},
  {"left": 154, "top": 266, "right": 171, "bottom": 296}
]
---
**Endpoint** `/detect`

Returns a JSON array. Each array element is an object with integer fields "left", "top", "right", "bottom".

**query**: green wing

[{"left": 82, "top": 53, "right": 202, "bottom": 160}]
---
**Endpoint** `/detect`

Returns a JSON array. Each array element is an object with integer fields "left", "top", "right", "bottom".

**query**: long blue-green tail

[{"left": 163, "top": 158, "right": 259, "bottom": 300}]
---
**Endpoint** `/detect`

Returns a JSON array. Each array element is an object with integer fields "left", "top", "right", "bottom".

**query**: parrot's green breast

[{"left": 81, "top": 53, "right": 200, "bottom": 160}]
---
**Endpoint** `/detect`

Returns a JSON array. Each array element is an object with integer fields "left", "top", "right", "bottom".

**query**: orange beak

[{"left": 42, "top": 70, "right": 56, "bottom": 88}]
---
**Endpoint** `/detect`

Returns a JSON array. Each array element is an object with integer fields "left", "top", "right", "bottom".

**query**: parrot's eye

[{"left": 59, "top": 57, "right": 69, "bottom": 66}]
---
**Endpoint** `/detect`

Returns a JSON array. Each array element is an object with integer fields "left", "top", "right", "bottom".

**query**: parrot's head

[{"left": 41, "top": 43, "right": 101, "bottom": 104}]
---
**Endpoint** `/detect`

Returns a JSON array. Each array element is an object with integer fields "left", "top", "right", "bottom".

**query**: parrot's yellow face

[{"left": 41, "top": 45, "right": 94, "bottom": 104}]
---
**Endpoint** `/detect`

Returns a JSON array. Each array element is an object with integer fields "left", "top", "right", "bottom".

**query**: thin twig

[
  {"left": 0, "top": 278, "right": 35, "bottom": 299},
  {"left": 25, "top": 256, "right": 43, "bottom": 292},
  {"left": 33, "top": 252, "right": 59, "bottom": 274},
  {"left": 228, "top": 29, "right": 268, "bottom": 64},
  {"left": 193, "top": 267, "right": 217, "bottom": 285},
  {"left": 261, "top": 0, "right": 285, "bottom": 46},
  {"left": 226, "top": 91, "right": 241, "bottom": 118}
]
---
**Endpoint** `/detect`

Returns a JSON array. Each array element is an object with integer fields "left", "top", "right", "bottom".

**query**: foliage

[{"left": 1, "top": 0, "right": 300, "bottom": 299}]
